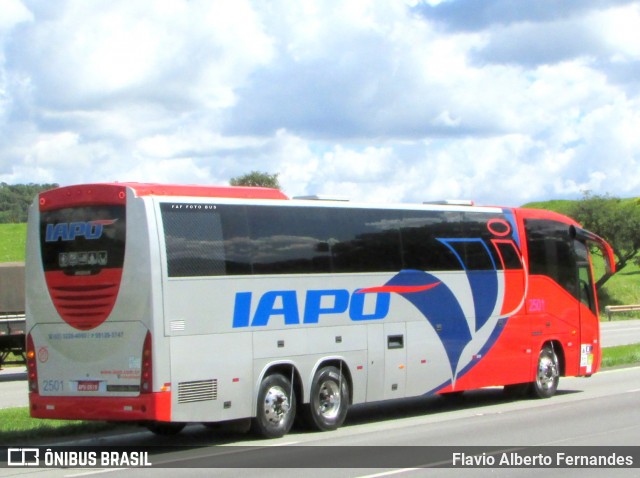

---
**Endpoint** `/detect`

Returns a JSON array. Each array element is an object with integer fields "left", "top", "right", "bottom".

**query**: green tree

[
  {"left": 569, "top": 192, "right": 640, "bottom": 288},
  {"left": 229, "top": 171, "right": 280, "bottom": 189},
  {"left": 0, "top": 183, "right": 59, "bottom": 223}
]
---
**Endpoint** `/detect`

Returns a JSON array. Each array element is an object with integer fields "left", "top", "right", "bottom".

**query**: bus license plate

[{"left": 77, "top": 381, "right": 100, "bottom": 392}]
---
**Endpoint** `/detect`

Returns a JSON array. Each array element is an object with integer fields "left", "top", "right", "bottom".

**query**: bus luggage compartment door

[{"left": 384, "top": 323, "right": 406, "bottom": 399}]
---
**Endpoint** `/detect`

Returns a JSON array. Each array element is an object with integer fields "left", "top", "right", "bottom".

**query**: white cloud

[
  {"left": 596, "top": 3, "right": 640, "bottom": 62},
  {"left": 1, "top": 0, "right": 639, "bottom": 207},
  {"left": 0, "top": 0, "right": 32, "bottom": 33},
  {"left": 7, "top": 0, "right": 274, "bottom": 109},
  {"left": 125, "top": 156, "right": 213, "bottom": 185}
]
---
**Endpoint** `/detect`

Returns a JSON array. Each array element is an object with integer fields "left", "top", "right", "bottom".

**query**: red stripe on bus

[{"left": 357, "top": 283, "right": 440, "bottom": 294}]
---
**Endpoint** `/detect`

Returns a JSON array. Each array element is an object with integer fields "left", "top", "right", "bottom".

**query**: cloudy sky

[{"left": 1, "top": 0, "right": 639, "bottom": 206}]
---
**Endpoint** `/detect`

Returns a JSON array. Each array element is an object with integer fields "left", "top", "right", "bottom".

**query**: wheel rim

[
  {"left": 316, "top": 380, "right": 341, "bottom": 420},
  {"left": 536, "top": 354, "right": 558, "bottom": 392},
  {"left": 262, "top": 385, "right": 291, "bottom": 426}
]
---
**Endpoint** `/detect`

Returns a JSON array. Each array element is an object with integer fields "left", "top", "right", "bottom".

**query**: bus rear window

[{"left": 40, "top": 206, "right": 126, "bottom": 275}]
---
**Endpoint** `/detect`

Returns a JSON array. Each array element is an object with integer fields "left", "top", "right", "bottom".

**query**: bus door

[
  {"left": 574, "top": 239, "right": 598, "bottom": 375},
  {"left": 570, "top": 225, "right": 616, "bottom": 376},
  {"left": 384, "top": 322, "right": 406, "bottom": 399}
]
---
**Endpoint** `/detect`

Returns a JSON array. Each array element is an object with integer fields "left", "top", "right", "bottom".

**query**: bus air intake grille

[
  {"left": 44, "top": 269, "right": 123, "bottom": 331},
  {"left": 49, "top": 283, "right": 119, "bottom": 330},
  {"left": 178, "top": 380, "right": 218, "bottom": 403}
]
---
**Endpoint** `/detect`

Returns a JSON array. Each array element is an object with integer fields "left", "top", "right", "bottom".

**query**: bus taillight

[
  {"left": 26, "top": 334, "right": 38, "bottom": 393},
  {"left": 141, "top": 331, "right": 152, "bottom": 394}
]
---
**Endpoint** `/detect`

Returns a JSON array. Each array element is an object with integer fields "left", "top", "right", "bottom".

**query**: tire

[
  {"left": 530, "top": 345, "right": 560, "bottom": 399},
  {"left": 306, "top": 366, "right": 349, "bottom": 431},
  {"left": 146, "top": 421, "right": 186, "bottom": 436},
  {"left": 251, "top": 373, "right": 296, "bottom": 438}
]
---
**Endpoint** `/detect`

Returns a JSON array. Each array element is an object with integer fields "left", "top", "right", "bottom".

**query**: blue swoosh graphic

[{"left": 384, "top": 270, "right": 471, "bottom": 376}]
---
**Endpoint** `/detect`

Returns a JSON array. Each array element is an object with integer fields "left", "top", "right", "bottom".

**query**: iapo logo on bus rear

[{"left": 45, "top": 220, "right": 117, "bottom": 242}]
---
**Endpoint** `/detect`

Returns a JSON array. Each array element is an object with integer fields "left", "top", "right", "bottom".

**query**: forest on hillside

[{"left": 0, "top": 183, "right": 58, "bottom": 223}]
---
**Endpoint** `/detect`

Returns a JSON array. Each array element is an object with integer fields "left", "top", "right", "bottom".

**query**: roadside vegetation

[
  {"left": 0, "top": 223, "right": 26, "bottom": 262},
  {"left": 594, "top": 258, "right": 640, "bottom": 318},
  {"left": 525, "top": 193, "right": 640, "bottom": 290},
  {"left": 0, "top": 407, "right": 122, "bottom": 445},
  {"left": 0, "top": 183, "right": 57, "bottom": 223},
  {"left": 600, "top": 343, "right": 640, "bottom": 368}
]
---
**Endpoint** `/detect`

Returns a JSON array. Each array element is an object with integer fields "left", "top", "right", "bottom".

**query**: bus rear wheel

[
  {"left": 305, "top": 366, "right": 349, "bottom": 431},
  {"left": 530, "top": 345, "right": 560, "bottom": 399},
  {"left": 251, "top": 373, "right": 296, "bottom": 438}
]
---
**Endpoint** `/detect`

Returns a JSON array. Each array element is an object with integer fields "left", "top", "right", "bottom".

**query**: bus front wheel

[
  {"left": 251, "top": 373, "right": 296, "bottom": 438},
  {"left": 306, "top": 366, "right": 349, "bottom": 431},
  {"left": 530, "top": 345, "right": 560, "bottom": 399}
]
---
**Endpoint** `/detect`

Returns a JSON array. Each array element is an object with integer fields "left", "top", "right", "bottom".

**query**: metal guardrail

[
  {"left": 604, "top": 305, "right": 640, "bottom": 321},
  {"left": 0, "top": 313, "right": 25, "bottom": 320},
  {"left": 0, "top": 314, "right": 26, "bottom": 367}
]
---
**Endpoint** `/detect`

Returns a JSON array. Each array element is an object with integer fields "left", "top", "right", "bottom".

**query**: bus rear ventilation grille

[
  {"left": 178, "top": 379, "right": 218, "bottom": 404},
  {"left": 49, "top": 283, "right": 119, "bottom": 329}
]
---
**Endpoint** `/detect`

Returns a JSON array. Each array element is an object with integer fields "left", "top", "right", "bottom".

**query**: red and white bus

[{"left": 25, "top": 183, "right": 615, "bottom": 437}]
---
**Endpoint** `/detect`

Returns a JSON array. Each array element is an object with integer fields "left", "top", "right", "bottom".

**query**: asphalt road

[
  {"left": 1, "top": 365, "right": 638, "bottom": 477},
  {"left": 600, "top": 319, "right": 640, "bottom": 347}
]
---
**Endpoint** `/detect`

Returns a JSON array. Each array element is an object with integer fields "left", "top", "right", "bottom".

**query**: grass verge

[
  {"left": 0, "top": 408, "right": 123, "bottom": 445},
  {"left": 0, "top": 223, "right": 26, "bottom": 262},
  {"left": 600, "top": 343, "right": 640, "bottom": 369},
  {"left": 1, "top": 343, "right": 638, "bottom": 444}
]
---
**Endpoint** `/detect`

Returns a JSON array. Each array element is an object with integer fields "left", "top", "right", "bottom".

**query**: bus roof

[
  {"left": 124, "top": 183, "right": 289, "bottom": 200},
  {"left": 38, "top": 183, "right": 289, "bottom": 210}
]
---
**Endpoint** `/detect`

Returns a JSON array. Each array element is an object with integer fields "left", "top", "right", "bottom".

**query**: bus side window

[
  {"left": 245, "top": 206, "right": 332, "bottom": 274},
  {"left": 525, "top": 219, "right": 578, "bottom": 298},
  {"left": 161, "top": 205, "right": 226, "bottom": 277}
]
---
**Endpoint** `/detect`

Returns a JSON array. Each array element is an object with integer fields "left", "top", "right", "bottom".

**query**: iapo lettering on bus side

[{"left": 232, "top": 289, "right": 391, "bottom": 327}]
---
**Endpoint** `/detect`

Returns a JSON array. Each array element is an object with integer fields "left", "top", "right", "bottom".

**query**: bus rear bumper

[{"left": 29, "top": 392, "right": 172, "bottom": 422}]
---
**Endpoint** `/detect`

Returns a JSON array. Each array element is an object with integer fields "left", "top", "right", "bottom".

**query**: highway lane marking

[
  {"left": 356, "top": 446, "right": 526, "bottom": 477},
  {"left": 66, "top": 469, "right": 123, "bottom": 477},
  {"left": 144, "top": 439, "right": 304, "bottom": 467},
  {"left": 537, "top": 422, "right": 640, "bottom": 446},
  {"left": 358, "top": 468, "right": 421, "bottom": 478},
  {"left": 598, "top": 365, "right": 640, "bottom": 374}
]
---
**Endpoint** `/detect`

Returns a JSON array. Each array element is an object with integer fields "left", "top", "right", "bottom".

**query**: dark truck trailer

[{"left": 0, "top": 262, "right": 26, "bottom": 367}]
